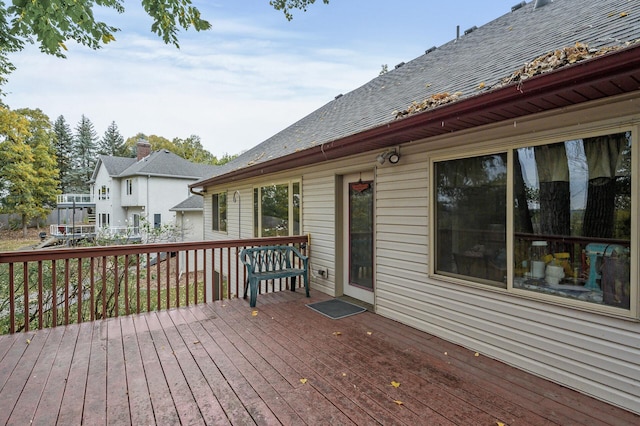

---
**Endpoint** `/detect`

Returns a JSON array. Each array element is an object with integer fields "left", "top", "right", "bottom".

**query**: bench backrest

[{"left": 239, "top": 245, "right": 306, "bottom": 273}]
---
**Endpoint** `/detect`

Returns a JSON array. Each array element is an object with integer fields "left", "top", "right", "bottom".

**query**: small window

[
  {"left": 212, "top": 192, "right": 227, "bottom": 232},
  {"left": 99, "top": 185, "right": 110, "bottom": 200},
  {"left": 253, "top": 181, "right": 301, "bottom": 237},
  {"left": 154, "top": 214, "right": 161, "bottom": 229},
  {"left": 125, "top": 179, "right": 133, "bottom": 195}
]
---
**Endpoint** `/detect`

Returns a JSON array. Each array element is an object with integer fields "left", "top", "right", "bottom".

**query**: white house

[
  {"left": 191, "top": 0, "right": 640, "bottom": 415},
  {"left": 90, "top": 141, "right": 217, "bottom": 239}
]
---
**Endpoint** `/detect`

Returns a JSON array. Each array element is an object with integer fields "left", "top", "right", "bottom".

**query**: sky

[{"left": 4, "top": 0, "right": 521, "bottom": 158}]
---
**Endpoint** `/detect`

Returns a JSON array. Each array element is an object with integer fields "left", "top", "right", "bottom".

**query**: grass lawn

[{"left": 0, "top": 228, "right": 42, "bottom": 252}]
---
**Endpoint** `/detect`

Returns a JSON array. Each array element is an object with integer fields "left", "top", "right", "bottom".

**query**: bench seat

[{"left": 239, "top": 245, "right": 309, "bottom": 307}]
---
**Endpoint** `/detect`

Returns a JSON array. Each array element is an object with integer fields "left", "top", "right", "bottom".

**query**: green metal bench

[{"left": 239, "top": 245, "right": 309, "bottom": 307}]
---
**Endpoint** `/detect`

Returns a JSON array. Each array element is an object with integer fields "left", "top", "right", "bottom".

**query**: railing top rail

[{"left": 0, "top": 235, "right": 309, "bottom": 263}]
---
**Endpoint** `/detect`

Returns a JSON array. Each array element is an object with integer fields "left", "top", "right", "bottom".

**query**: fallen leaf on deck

[
  {"left": 342, "top": 373, "right": 347, "bottom": 377},
  {"left": 394, "top": 400, "right": 403, "bottom": 406},
  {"left": 26, "top": 339, "right": 31, "bottom": 344},
  {"left": 251, "top": 310, "right": 258, "bottom": 317},
  {"left": 300, "top": 378, "right": 308, "bottom": 384},
  {"left": 332, "top": 331, "right": 342, "bottom": 336},
  {"left": 496, "top": 422, "right": 506, "bottom": 426},
  {"left": 474, "top": 352, "right": 480, "bottom": 357},
  {"left": 620, "top": 12, "right": 628, "bottom": 17},
  {"left": 391, "top": 381, "right": 401, "bottom": 388},
  {"left": 193, "top": 340, "right": 200, "bottom": 344},
  {"left": 366, "top": 331, "right": 372, "bottom": 335}
]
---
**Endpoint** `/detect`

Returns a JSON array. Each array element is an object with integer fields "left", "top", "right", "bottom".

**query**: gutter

[{"left": 191, "top": 43, "right": 640, "bottom": 189}]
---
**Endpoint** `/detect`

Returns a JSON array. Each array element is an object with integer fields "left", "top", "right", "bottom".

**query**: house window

[
  {"left": 125, "top": 179, "right": 133, "bottom": 195},
  {"left": 253, "top": 181, "right": 301, "bottom": 237},
  {"left": 212, "top": 192, "right": 227, "bottom": 232},
  {"left": 434, "top": 153, "right": 508, "bottom": 286},
  {"left": 98, "top": 185, "right": 110, "bottom": 200},
  {"left": 99, "top": 213, "right": 110, "bottom": 227},
  {"left": 154, "top": 214, "right": 161, "bottom": 229},
  {"left": 433, "top": 130, "right": 634, "bottom": 313}
]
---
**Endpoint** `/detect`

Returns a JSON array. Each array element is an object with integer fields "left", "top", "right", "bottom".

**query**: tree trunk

[{"left": 22, "top": 213, "right": 27, "bottom": 238}]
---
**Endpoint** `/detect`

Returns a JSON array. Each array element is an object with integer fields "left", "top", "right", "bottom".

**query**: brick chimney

[{"left": 136, "top": 139, "right": 151, "bottom": 160}]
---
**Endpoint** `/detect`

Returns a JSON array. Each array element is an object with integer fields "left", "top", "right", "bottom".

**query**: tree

[
  {"left": 0, "top": 107, "right": 59, "bottom": 236},
  {"left": 123, "top": 132, "right": 237, "bottom": 165},
  {"left": 0, "top": 0, "right": 211, "bottom": 95},
  {"left": 16, "top": 108, "right": 60, "bottom": 230},
  {"left": 68, "top": 114, "right": 98, "bottom": 192},
  {"left": 0, "top": 107, "right": 34, "bottom": 226},
  {"left": 270, "top": 0, "right": 330, "bottom": 20},
  {"left": 53, "top": 115, "right": 74, "bottom": 193},
  {"left": 98, "top": 121, "right": 126, "bottom": 156}
]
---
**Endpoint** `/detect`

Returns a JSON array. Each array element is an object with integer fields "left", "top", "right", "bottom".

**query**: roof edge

[{"left": 192, "top": 43, "right": 640, "bottom": 189}]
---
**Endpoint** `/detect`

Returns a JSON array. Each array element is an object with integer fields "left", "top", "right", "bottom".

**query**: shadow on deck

[{"left": 1, "top": 291, "right": 638, "bottom": 425}]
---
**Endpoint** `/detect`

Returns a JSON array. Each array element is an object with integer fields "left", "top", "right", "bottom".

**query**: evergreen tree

[
  {"left": 69, "top": 114, "right": 98, "bottom": 192},
  {"left": 98, "top": 121, "right": 126, "bottom": 156},
  {"left": 53, "top": 115, "right": 74, "bottom": 193}
]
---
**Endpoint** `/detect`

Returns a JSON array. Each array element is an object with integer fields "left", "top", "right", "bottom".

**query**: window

[
  {"left": 98, "top": 185, "right": 110, "bottom": 200},
  {"left": 125, "top": 179, "right": 133, "bottom": 195},
  {"left": 434, "top": 130, "right": 634, "bottom": 312},
  {"left": 212, "top": 192, "right": 227, "bottom": 232},
  {"left": 253, "top": 181, "right": 301, "bottom": 237},
  {"left": 435, "top": 153, "right": 508, "bottom": 286},
  {"left": 99, "top": 213, "right": 110, "bottom": 227},
  {"left": 154, "top": 214, "right": 161, "bottom": 229}
]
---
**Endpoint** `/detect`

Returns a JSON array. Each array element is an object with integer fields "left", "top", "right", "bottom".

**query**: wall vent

[
  {"left": 425, "top": 46, "right": 437, "bottom": 55},
  {"left": 395, "top": 62, "right": 405, "bottom": 69}
]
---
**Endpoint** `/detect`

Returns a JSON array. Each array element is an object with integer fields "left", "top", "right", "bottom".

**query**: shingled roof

[
  {"left": 122, "top": 149, "right": 214, "bottom": 179},
  {"left": 193, "top": 0, "right": 640, "bottom": 188},
  {"left": 92, "top": 149, "right": 217, "bottom": 181},
  {"left": 170, "top": 195, "right": 204, "bottom": 212}
]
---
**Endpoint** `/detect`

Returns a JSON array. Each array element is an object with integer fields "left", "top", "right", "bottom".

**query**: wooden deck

[{"left": 1, "top": 291, "right": 638, "bottom": 425}]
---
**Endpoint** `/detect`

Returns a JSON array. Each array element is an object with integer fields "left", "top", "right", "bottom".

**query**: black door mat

[{"left": 306, "top": 299, "right": 367, "bottom": 319}]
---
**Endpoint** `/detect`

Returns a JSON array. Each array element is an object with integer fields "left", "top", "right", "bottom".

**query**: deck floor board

[{"left": 0, "top": 291, "right": 639, "bottom": 425}]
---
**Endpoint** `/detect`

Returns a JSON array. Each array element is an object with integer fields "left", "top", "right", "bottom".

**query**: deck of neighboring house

[{"left": 1, "top": 291, "right": 638, "bottom": 425}]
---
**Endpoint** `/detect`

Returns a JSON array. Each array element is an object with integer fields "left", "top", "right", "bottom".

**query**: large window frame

[
  {"left": 430, "top": 125, "right": 638, "bottom": 318},
  {"left": 253, "top": 180, "right": 301, "bottom": 237},
  {"left": 212, "top": 191, "right": 227, "bottom": 233}
]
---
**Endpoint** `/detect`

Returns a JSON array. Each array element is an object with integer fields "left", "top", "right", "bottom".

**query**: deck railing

[
  {"left": 50, "top": 224, "right": 97, "bottom": 237},
  {"left": 0, "top": 235, "right": 309, "bottom": 334},
  {"left": 56, "top": 194, "right": 95, "bottom": 204}
]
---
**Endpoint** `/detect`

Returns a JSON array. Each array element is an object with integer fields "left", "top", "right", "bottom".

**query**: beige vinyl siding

[
  {"left": 301, "top": 172, "right": 337, "bottom": 296},
  {"left": 375, "top": 153, "right": 429, "bottom": 309},
  {"left": 371, "top": 102, "right": 640, "bottom": 413}
]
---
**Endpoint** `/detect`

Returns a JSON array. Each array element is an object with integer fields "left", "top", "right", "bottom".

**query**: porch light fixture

[{"left": 376, "top": 148, "right": 401, "bottom": 165}]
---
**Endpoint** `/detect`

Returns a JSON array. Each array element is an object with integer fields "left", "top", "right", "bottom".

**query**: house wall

[
  {"left": 139, "top": 176, "right": 193, "bottom": 227},
  {"left": 203, "top": 94, "right": 640, "bottom": 414},
  {"left": 92, "top": 165, "right": 126, "bottom": 227},
  {"left": 175, "top": 210, "right": 204, "bottom": 242}
]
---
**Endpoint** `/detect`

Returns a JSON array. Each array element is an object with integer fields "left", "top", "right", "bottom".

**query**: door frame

[{"left": 340, "top": 171, "right": 375, "bottom": 305}]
